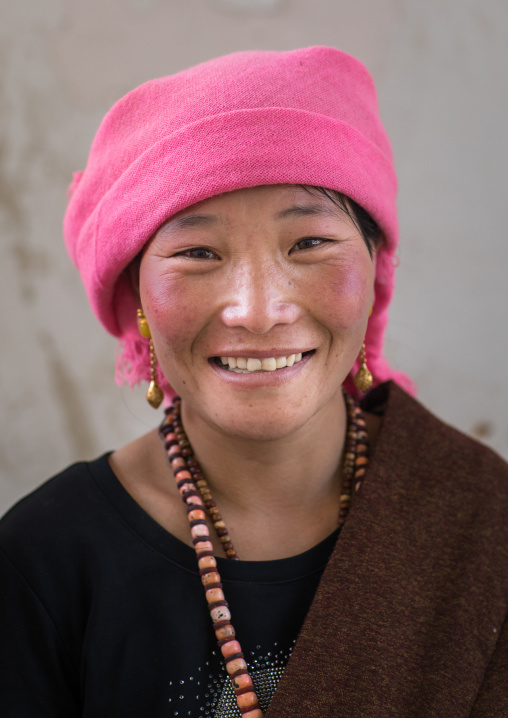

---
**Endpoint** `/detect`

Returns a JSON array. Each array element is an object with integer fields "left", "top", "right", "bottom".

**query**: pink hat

[{"left": 64, "top": 46, "right": 414, "bottom": 398}]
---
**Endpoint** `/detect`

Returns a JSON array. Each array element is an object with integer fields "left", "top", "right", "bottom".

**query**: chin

[
  {"left": 233, "top": 416, "right": 306, "bottom": 442},
  {"left": 215, "top": 417, "right": 307, "bottom": 443},
  {"left": 203, "top": 389, "right": 339, "bottom": 443}
]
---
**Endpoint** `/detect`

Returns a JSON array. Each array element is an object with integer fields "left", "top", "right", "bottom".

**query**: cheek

[
  {"left": 139, "top": 266, "right": 204, "bottom": 352},
  {"left": 312, "top": 256, "right": 374, "bottom": 331}
]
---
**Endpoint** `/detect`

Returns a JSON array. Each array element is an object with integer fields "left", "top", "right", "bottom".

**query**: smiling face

[{"left": 137, "top": 185, "right": 376, "bottom": 441}]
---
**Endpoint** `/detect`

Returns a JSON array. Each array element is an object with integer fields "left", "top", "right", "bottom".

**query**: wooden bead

[
  {"left": 220, "top": 639, "right": 242, "bottom": 658},
  {"left": 241, "top": 707, "right": 263, "bottom": 718},
  {"left": 232, "top": 673, "right": 253, "bottom": 691},
  {"left": 201, "top": 571, "right": 221, "bottom": 586},
  {"left": 191, "top": 524, "right": 209, "bottom": 538},
  {"left": 210, "top": 605, "right": 231, "bottom": 622},
  {"left": 185, "top": 494, "right": 204, "bottom": 507},
  {"left": 226, "top": 657, "right": 247, "bottom": 675},
  {"left": 198, "top": 555, "right": 217, "bottom": 570},
  {"left": 195, "top": 539, "right": 213, "bottom": 552},
  {"left": 206, "top": 587, "right": 225, "bottom": 603},
  {"left": 215, "top": 624, "right": 235, "bottom": 641},
  {"left": 188, "top": 509, "right": 206, "bottom": 522},
  {"left": 237, "top": 691, "right": 259, "bottom": 710}
]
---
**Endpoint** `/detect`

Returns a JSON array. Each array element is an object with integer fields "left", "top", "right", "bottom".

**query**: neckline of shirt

[{"left": 89, "top": 453, "right": 340, "bottom": 584}]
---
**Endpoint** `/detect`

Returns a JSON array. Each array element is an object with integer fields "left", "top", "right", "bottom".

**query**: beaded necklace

[{"left": 158, "top": 392, "right": 369, "bottom": 717}]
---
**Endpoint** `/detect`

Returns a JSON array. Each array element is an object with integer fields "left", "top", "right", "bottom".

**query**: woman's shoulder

[
  {"left": 369, "top": 382, "right": 508, "bottom": 534},
  {"left": 0, "top": 454, "right": 116, "bottom": 569},
  {"left": 1, "top": 454, "right": 110, "bottom": 524},
  {"left": 370, "top": 381, "right": 508, "bottom": 477}
]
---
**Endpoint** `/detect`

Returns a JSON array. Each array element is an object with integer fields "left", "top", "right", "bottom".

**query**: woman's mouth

[{"left": 213, "top": 351, "right": 314, "bottom": 373}]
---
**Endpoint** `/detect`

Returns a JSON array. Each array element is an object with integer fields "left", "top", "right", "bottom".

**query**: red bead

[
  {"left": 221, "top": 639, "right": 242, "bottom": 658},
  {"left": 215, "top": 624, "right": 235, "bottom": 641},
  {"left": 201, "top": 571, "right": 221, "bottom": 586},
  {"left": 237, "top": 691, "right": 259, "bottom": 710},
  {"left": 206, "top": 587, "right": 225, "bottom": 603},
  {"left": 241, "top": 707, "right": 263, "bottom": 717},
  {"left": 226, "top": 657, "right": 247, "bottom": 675},
  {"left": 232, "top": 673, "right": 253, "bottom": 691}
]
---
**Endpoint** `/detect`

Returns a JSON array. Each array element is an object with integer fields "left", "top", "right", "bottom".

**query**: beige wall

[{"left": 1, "top": 0, "right": 507, "bottom": 512}]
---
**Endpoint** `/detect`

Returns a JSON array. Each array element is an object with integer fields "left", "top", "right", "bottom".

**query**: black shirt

[{"left": 0, "top": 454, "right": 339, "bottom": 717}]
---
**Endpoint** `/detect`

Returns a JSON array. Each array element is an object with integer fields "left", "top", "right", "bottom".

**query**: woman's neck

[
  {"left": 111, "top": 390, "right": 380, "bottom": 560},
  {"left": 179, "top": 392, "right": 349, "bottom": 558}
]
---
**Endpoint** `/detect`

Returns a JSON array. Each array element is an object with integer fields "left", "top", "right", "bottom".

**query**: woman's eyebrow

[
  {"left": 275, "top": 203, "right": 342, "bottom": 220},
  {"left": 160, "top": 214, "right": 221, "bottom": 234},
  {"left": 160, "top": 203, "right": 341, "bottom": 235}
]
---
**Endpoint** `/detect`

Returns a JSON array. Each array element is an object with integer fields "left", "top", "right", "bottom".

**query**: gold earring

[
  {"left": 353, "top": 341, "right": 373, "bottom": 392},
  {"left": 137, "top": 309, "right": 164, "bottom": 409},
  {"left": 137, "top": 308, "right": 151, "bottom": 339}
]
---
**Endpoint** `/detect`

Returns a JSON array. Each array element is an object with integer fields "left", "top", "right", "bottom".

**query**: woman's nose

[{"left": 220, "top": 265, "right": 301, "bottom": 334}]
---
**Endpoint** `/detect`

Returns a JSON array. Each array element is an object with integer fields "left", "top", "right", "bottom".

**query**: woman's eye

[
  {"left": 291, "top": 237, "right": 328, "bottom": 252},
  {"left": 175, "top": 247, "right": 219, "bottom": 259}
]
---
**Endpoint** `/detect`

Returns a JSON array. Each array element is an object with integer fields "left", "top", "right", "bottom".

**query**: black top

[{"left": 0, "top": 454, "right": 339, "bottom": 718}]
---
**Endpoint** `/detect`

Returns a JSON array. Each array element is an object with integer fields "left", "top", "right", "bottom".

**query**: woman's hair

[{"left": 304, "top": 187, "right": 383, "bottom": 257}]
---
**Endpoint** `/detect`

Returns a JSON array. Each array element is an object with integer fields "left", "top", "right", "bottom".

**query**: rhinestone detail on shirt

[{"left": 168, "top": 641, "right": 295, "bottom": 717}]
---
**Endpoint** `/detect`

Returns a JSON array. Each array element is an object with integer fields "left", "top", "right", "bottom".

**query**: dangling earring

[
  {"left": 353, "top": 341, "right": 373, "bottom": 392},
  {"left": 137, "top": 309, "right": 164, "bottom": 409}
]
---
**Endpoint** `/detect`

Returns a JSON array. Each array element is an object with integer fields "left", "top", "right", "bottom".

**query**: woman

[{"left": 1, "top": 47, "right": 507, "bottom": 718}]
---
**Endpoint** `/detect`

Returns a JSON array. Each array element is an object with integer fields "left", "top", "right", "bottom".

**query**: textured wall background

[{"left": 1, "top": 0, "right": 507, "bottom": 513}]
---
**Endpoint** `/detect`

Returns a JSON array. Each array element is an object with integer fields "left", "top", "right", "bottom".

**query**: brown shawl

[{"left": 266, "top": 382, "right": 508, "bottom": 717}]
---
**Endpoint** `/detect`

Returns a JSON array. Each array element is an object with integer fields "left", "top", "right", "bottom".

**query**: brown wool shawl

[{"left": 265, "top": 382, "right": 508, "bottom": 717}]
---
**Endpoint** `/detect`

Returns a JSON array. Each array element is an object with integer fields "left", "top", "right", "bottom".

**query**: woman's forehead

[{"left": 159, "top": 185, "right": 349, "bottom": 233}]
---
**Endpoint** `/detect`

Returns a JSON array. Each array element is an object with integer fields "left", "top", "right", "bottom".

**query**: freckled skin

[{"left": 139, "top": 185, "right": 375, "bottom": 443}]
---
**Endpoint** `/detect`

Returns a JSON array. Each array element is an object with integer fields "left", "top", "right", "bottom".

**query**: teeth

[
  {"left": 246, "top": 358, "right": 262, "bottom": 371},
  {"left": 219, "top": 352, "right": 307, "bottom": 373},
  {"left": 261, "top": 357, "right": 277, "bottom": 371}
]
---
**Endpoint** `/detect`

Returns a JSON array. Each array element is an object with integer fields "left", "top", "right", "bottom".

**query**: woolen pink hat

[{"left": 64, "top": 46, "right": 414, "bottom": 398}]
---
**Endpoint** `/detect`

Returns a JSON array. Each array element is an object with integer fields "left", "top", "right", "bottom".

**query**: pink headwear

[{"left": 64, "top": 46, "right": 414, "bottom": 398}]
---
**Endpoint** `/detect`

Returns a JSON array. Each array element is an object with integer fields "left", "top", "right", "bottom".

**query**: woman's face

[{"left": 139, "top": 185, "right": 376, "bottom": 441}]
